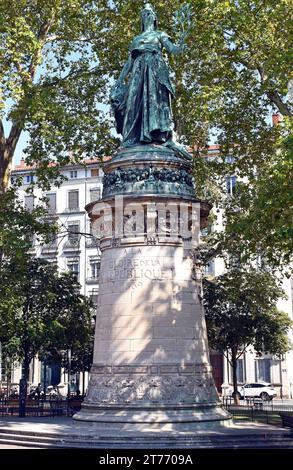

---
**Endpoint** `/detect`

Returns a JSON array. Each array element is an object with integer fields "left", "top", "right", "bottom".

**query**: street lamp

[{"left": 67, "top": 348, "right": 72, "bottom": 399}]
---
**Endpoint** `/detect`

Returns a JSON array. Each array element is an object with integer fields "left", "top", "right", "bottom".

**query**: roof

[{"left": 12, "top": 157, "right": 110, "bottom": 173}]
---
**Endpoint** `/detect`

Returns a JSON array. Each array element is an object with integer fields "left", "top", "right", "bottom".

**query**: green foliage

[
  {"left": 203, "top": 268, "right": 292, "bottom": 359},
  {"left": 222, "top": 134, "right": 293, "bottom": 269},
  {"left": 203, "top": 267, "right": 292, "bottom": 401},
  {"left": 0, "top": 0, "right": 118, "bottom": 191},
  {"left": 0, "top": 188, "right": 57, "bottom": 331},
  {"left": 0, "top": 188, "right": 54, "bottom": 263},
  {"left": 0, "top": 257, "right": 93, "bottom": 379}
]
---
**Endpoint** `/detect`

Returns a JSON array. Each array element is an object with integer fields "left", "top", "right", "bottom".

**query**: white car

[{"left": 226, "top": 382, "right": 277, "bottom": 401}]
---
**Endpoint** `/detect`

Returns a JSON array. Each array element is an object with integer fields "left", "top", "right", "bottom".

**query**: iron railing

[
  {"left": 222, "top": 397, "right": 293, "bottom": 426},
  {"left": 0, "top": 397, "right": 83, "bottom": 417}
]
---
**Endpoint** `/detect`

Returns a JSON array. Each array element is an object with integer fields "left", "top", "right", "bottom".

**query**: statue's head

[{"left": 141, "top": 2, "right": 157, "bottom": 31}]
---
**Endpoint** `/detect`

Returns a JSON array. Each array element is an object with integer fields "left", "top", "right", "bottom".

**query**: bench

[{"left": 279, "top": 413, "right": 293, "bottom": 428}]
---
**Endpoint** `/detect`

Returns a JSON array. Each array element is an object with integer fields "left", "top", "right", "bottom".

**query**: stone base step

[{"left": 0, "top": 429, "right": 292, "bottom": 449}]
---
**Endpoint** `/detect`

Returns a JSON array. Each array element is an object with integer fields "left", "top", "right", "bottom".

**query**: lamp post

[
  {"left": 43, "top": 356, "right": 47, "bottom": 401},
  {"left": 67, "top": 348, "right": 72, "bottom": 399}
]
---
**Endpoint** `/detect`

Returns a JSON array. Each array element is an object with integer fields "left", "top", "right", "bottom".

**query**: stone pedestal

[{"left": 74, "top": 145, "right": 231, "bottom": 430}]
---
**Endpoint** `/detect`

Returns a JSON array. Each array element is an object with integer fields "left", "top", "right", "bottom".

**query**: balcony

[
  {"left": 86, "top": 276, "right": 100, "bottom": 285},
  {"left": 41, "top": 243, "right": 58, "bottom": 254},
  {"left": 63, "top": 239, "right": 80, "bottom": 252},
  {"left": 63, "top": 207, "right": 80, "bottom": 214},
  {"left": 43, "top": 207, "right": 58, "bottom": 217}
]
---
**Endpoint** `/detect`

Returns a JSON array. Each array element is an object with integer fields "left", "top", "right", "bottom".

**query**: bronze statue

[{"left": 110, "top": 2, "right": 190, "bottom": 158}]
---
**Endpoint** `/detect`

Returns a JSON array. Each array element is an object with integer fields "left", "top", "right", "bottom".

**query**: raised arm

[{"left": 160, "top": 32, "right": 186, "bottom": 56}]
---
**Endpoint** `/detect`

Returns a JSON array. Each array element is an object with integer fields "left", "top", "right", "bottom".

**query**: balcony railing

[
  {"left": 64, "top": 207, "right": 80, "bottom": 213},
  {"left": 41, "top": 243, "right": 58, "bottom": 253},
  {"left": 63, "top": 239, "right": 80, "bottom": 251},
  {"left": 86, "top": 276, "right": 100, "bottom": 284}
]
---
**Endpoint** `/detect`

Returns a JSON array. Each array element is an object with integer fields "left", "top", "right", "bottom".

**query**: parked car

[{"left": 226, "top": 382, "right": 277, "bottom": 401}]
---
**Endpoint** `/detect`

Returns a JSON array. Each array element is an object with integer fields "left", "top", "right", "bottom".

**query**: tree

[
  {"left": 203, "top": 268, "right": 292, "bottom": 404},
  {"left": 0, "top": 187, "right": 54, "bottom": 259},
  {"left": 43, "top": 294, "right": 95, "bottom": 391},
  {"left": 221, "top": 134, "right": 293, "bottom": 270},
  {"left": 60, "top": 322, "right": 95, "bottom": 395},
  {"left": 0, "top": 187, "right": 57, "bottom": 331},
  {"left": 0, "top": 0, "right": 117, "bottom": 193},
  {"left": 0, "top": 258, "right": 93, "bottom": 406}
]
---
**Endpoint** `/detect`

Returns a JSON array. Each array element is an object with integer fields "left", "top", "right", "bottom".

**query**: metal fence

[
  {"left": 1, "top": 395, "right": 293, "bottom": 424},
  {"left": 222, "top": 397, "right": 293, "bottom": 426},
  {"left": 0, "top": 398, "right": 82, "bottom": 417}
]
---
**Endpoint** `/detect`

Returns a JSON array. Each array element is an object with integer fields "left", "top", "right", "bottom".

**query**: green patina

[{"left": 110, "top": 2, "right": 190, "bottom": 161}]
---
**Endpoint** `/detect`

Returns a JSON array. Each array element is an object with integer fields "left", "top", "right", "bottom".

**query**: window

[
  {"left": 68, "top": 223, "right": 79, "bottom": 241},
  {"left": 90, "top": 188, "right": 101, "bottom": 202},
  {"left": 24, "top": 195, "right": 34, "bottom": 212},
  {"left": 226, "top": 176, "right": 237, "bottom": 195},
  {"left": 90, "top": 259, "right": 100, "bottom": 279},
  {"left": 42, "top": 219, "right": 57, "bottom": 249},
  {"left": 67, "top": 259, "right": 79, "bottom": 281},
  {"left": 255, "top": 359, "right": 271, "bottom": 383},
  {"left": 236, "top": 359, "right": 245, "bottom": 383},
  {"left": 25, "top": 174, "right": 34, "bottom": 184},
  {"left": 70, "top": 170, "right": 77, "bottom": 178},
  {"left": 90, "top": 290, "right": 99, "bottom": 309},
  {"left": 68, "top": 190, "right": 79, "bottom": 210},
  {"left": 46, "top": 193, "right": 56, "bottom": 213},
  {"left": 91, "top": 169, "right": 99, "bottom": 177}
]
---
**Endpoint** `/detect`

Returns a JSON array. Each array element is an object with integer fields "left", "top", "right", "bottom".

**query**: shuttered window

[
  {"left": 68, "top": 190, "right": 79, "bottom": 210},
  {"left": 90, "top": 259, "right": 100, "bottom": 278},
  {"left": 68, "top": 223, "right": 79, "bottom": 240},
  {"left": 67, "top": 259, "right": 79, "bottom": 281},
  {"left": 91, "top": 169, "right": 99, "bottom": 177},
  {"left": 46, "top": 193, "right": 56, "bottom": 213}
]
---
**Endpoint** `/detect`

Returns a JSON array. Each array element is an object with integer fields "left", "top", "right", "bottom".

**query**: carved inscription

[{"left": 100, "top": 255, "right": 171, "bottom": 283}]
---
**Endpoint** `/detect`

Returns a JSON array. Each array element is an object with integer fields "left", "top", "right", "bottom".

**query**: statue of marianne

[{"left": 110, "top": 2, "right": 187, "bottom": 152}]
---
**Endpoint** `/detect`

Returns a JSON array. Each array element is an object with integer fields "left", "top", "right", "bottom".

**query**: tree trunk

[
  {"left": 19, "top": 355, "right": 30, "bottom": 417},
  {"left": 0, "top": 147, "right": 13, "bottom": 194},
  {"left": 231, "top": 350, "right": 240, "bottom": 405}
]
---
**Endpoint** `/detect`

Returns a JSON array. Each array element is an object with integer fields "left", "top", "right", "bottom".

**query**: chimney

[{"left": 272, "top": 113, "right": 282, "bottom": 126}]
